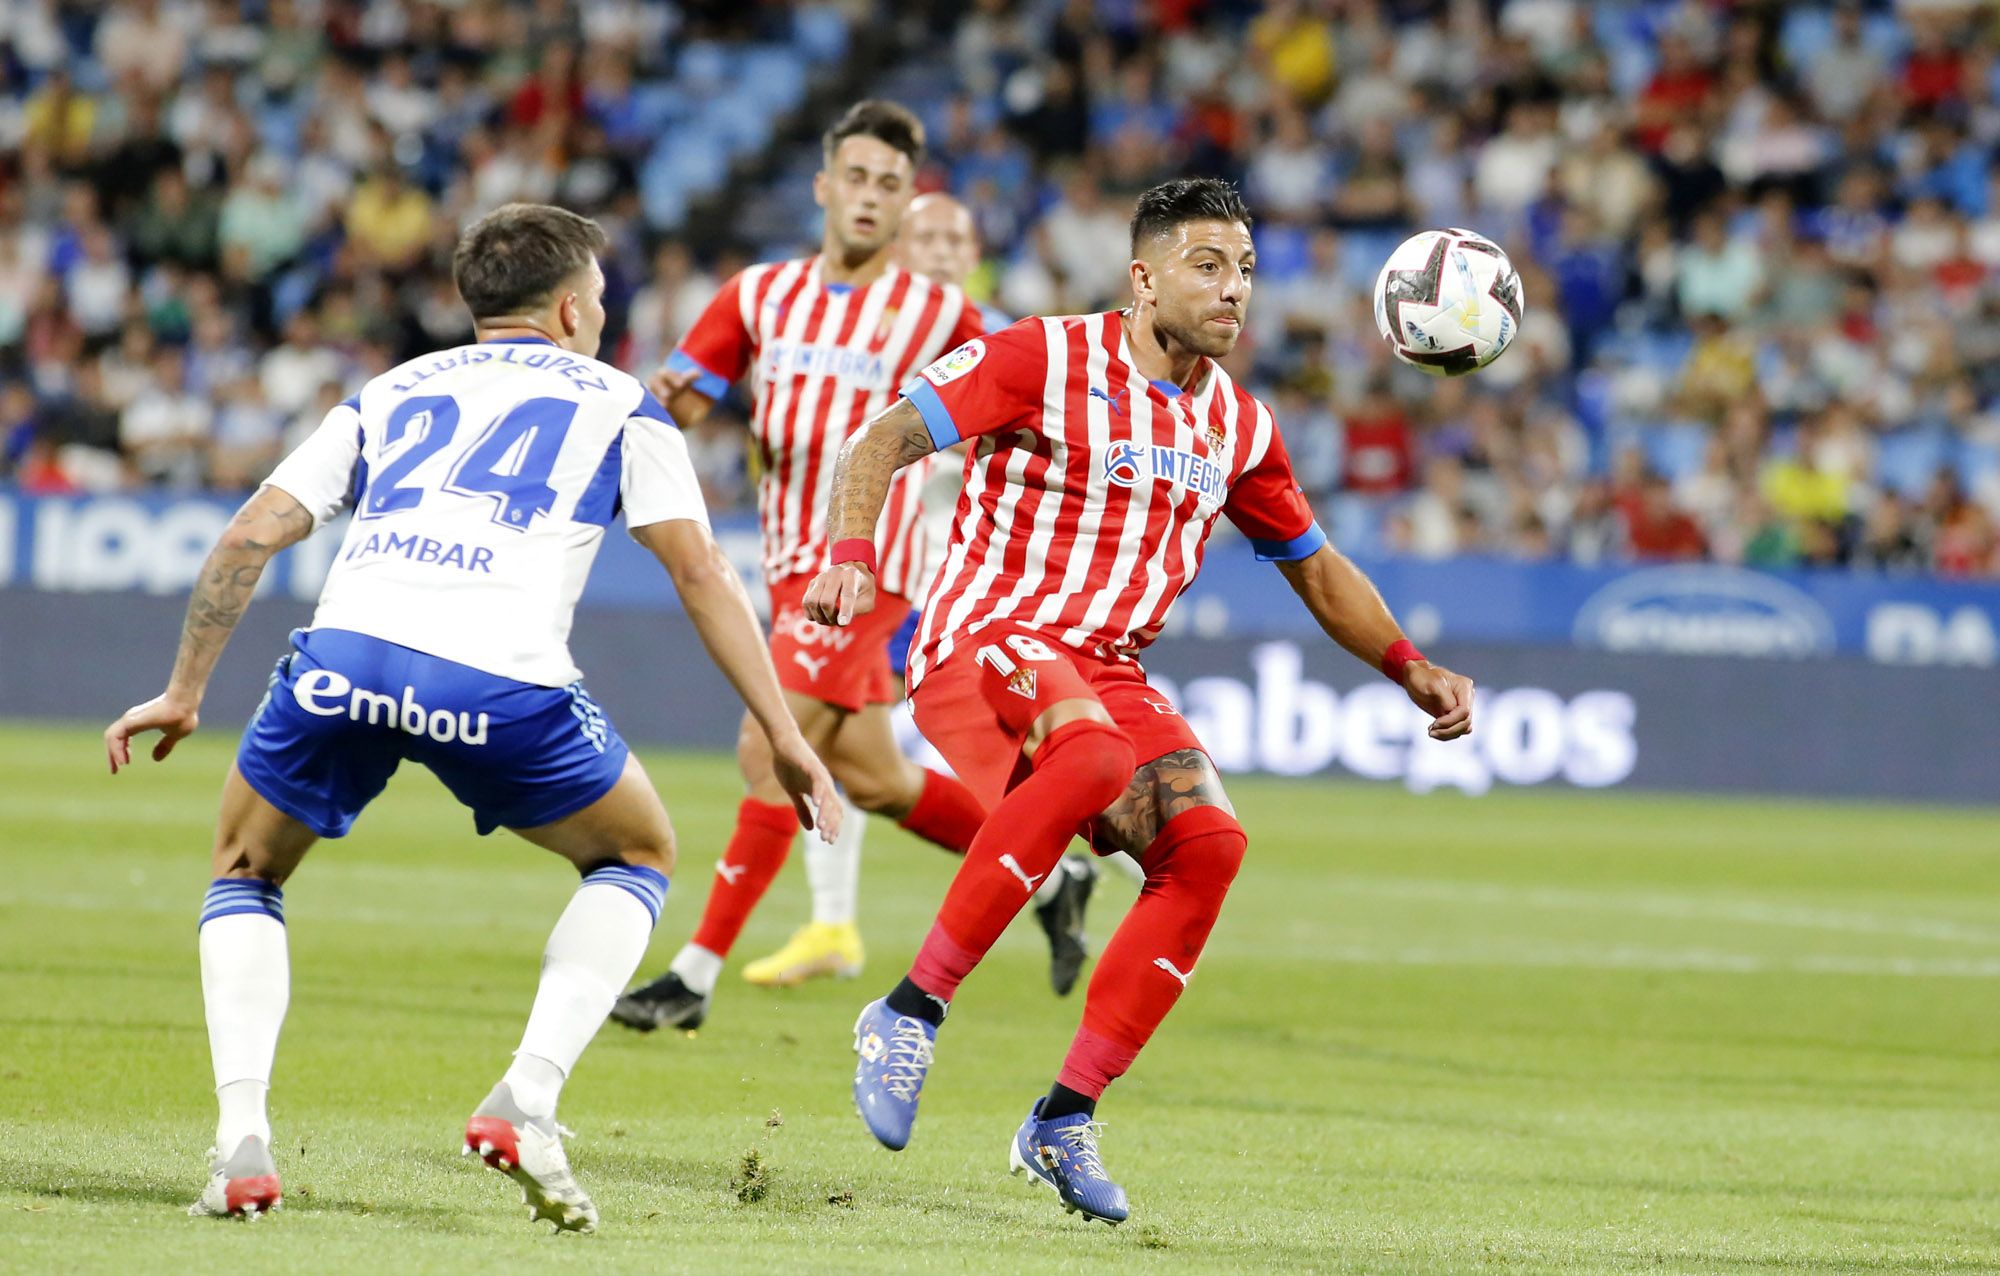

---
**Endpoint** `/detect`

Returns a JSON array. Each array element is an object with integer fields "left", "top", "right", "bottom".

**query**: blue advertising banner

[
  {"left": 7, "top": 592, "right": 1994, "bottom": 804},
  {"left": 3, "top": 489, "right": 1997, "bottom": 667}
]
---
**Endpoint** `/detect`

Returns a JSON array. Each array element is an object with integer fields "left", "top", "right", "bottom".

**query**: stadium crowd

[{"left": 3, "top": 0, "right": 1999, "bottom": 578}]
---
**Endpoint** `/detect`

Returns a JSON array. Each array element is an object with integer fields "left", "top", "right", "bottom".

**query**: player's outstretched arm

[
  {"left": 802, "top": 398, "right": 937, "bottom": 627},
  {"left": 1275, "top": 544, "right": 1475, "bottom": 740},
  {"left": 631, "top": 518, "right": 841, "bottom": 838},
  {"left": 105, "top": 485, "right": 316, "bottom": 773},
  {"left": 644, "top": 367, "right": 717, "bottom": 430}
]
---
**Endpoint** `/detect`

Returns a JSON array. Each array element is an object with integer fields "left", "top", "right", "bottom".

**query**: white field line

[
  {"left": 1310, "top": 941, "right": 2000, "bottom": 978},
  {"left": 1324, "top": 877, "right": 2000, "bottom": 947},
  {"left": 4, "top": 885, "right": 1996, "bottom": 976}
]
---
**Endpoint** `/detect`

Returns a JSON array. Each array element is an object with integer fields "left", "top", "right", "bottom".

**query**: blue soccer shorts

[{"left": 236, "top": 627, "right": 630, "bottom": 838}]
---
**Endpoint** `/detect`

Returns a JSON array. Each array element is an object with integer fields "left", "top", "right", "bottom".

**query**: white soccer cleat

[
  {"left": 463, "top": 1083, "right": 599, "bottom": 1234},
  {"left": 189, "top": 1135, "right": 282, "bottom": 1219}
]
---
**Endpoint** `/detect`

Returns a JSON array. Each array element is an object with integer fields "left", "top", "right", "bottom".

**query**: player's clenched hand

[
  {"left": 646, "top": 366, "right": 697, "bottom": 403},
  {"left": 803, "top": 563, "right": 876, "bottom": 627},
  {"left": 1403, "top": 663, "right": 1474, "bottom": 740},
  {"left": 105, "top": 693, "right": 201, "bottom": 774},
  {"left": 769, "top": 729, "right": 842, "bottom": 842}
]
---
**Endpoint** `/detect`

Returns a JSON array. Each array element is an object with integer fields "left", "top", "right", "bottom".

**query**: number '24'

[{"left": 360, "top": 394, "right": 577, "bottom": 531}]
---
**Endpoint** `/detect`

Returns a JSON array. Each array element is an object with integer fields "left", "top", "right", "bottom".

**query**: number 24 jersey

[{"left": 264, "top": 336, "right": 709, "bottom": 687}]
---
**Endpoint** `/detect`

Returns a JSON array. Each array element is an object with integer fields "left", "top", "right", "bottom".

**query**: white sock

[
  {"left": 511, "top": 867, "right": 663, "bottom": 1118},
  {"left": 500, "top": 1052, "right": 565, "bottom": 1120},
  {"left": 807, "top": 796, "right": 866, "bottom": 926},
  {"left": 669, "top": 942, "right": 725, "bottom": 997},
  {"left": 215, "top": 1080, "right": 270, "bottom": 1154},
  {"left": 1032, "top": 858, "right": 1070, "bottom": 907},
  {"left": 198, "top": 885, "right": 290, "bottom": 1154}
]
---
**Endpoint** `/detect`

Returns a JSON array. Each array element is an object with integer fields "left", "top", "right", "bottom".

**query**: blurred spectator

[
  {"left": 345, "top": 164, "right": 435, "bottom": 271},
  {"left": 219, "top": 154, "right": 308, "bottom": 282},
  {"left": 121, "top": 349, "right": 211, "bottom": 488},
  {"left": 0, "top": 0, "right": 1994, "bottom": 582},
  {"left": 1340, "top": 379, "right": 1416, "bottom": 496}
]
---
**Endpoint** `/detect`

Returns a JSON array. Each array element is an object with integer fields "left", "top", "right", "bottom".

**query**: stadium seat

[
  {"left": 1645, "top": 422, "right": 1713, "bottom": 481},
  {"left": 1877, "top": 429, "right": 1951, "bottom": 497},
  {"left": 793, "top": 6, "right": 851, "bottom": 64},
  {"left": 739, "top": 47, "right": 810, "bottom": 115}
]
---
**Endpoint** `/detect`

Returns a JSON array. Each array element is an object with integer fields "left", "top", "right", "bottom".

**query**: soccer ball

[{"left": 1372, "top": 228, "right": 1523, "bottom": 377}]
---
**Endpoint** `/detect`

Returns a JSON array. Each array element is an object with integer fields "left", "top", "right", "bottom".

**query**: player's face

[
  {"left": 897, "top": 197, "right": 978, "bottom": 286},
  {"left": 1135, "top": 219, "right": 1255, "bottom": 359},
  {"left": 815, "top": 136, "right": 917, "bottom": 259},
  {"left": 560, "top": 257, "right": 607, "bottom": 356}
]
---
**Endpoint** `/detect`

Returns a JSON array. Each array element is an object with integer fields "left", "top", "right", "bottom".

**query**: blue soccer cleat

[
  {"left": 1008, "top": 1099, "right": 1130, "bottom": 1224},
  {"left": 852, "top": 997, "right": 937, "bottom": 1150}
]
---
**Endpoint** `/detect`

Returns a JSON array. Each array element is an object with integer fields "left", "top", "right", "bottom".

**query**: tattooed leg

[{"left": 1088, "top": 748, "right": 1234, "bottom": 862}]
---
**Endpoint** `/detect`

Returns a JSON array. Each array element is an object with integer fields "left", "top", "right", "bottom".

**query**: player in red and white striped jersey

[
  {"left": 740, "top": 191, "right": 1112, "bottom": 999},
  {"left": 610, "top": 103, "right": 992, "bottom": 1034},
  {"left": 806, "top": 179, "right": 1477, "bottom": 1220}
]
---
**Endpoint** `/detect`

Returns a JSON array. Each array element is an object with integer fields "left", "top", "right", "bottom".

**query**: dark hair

[
  {"left": 822, "top": 99, "right": 925, "bottom": 168},
  {"left": 452, "top": 202, "right": 607, "bottom": 320},
  {"left": 1129, "top": 177, "right": 1252, "bottom": 254}
]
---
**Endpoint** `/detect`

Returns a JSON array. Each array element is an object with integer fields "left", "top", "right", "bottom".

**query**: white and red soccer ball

[{"left": 1372, "top": 228, "right": 1523, "bottom": 377}]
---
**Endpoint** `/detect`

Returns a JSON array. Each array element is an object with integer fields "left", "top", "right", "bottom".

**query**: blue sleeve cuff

[
  {"left": 900, "top": 378, "right": 962, "bottom": 450},
  {"left": 1251, "top": 521, "right": 1328, "bottom": 562},
  {"left": 665, "top": 349, "right": 730, "bottom": 402}
]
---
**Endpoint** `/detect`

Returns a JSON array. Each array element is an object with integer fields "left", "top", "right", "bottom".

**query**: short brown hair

[
  {"left": 452, "top": 202, "right": 607, "bottom": 320},
  {"left": 821, "top": 99, "right": 925, "bottom": 168}
]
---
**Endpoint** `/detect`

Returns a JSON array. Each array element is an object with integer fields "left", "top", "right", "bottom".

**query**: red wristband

[
  {"left": 1380, "top": 638, "right": 1425, "bottom": 685},
  {"left": 830, "top": 538, "right": 877, "bottom": 575}
]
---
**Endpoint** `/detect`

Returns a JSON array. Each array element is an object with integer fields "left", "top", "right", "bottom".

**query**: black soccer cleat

[
  {"left": 609, "top": 971, "right": 709, "bottom": 1032},
  {"left": 1035, "top": 855, "right": 1099, "bottom": 997}
]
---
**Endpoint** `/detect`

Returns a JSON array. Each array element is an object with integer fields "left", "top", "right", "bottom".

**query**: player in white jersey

[
  {"left": 102, "top": 204, "right": 838, "bottom": 1232},
  {"left": 746, "top": 192, "right": 1116, "bottom": 997}
]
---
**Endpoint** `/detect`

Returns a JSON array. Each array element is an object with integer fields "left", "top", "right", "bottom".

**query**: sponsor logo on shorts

[
  {"left": 291, "top": 669, "right": 490, "bottom": 744},
  {"left": 566, "top": 683, "right": 610, "bottom": 754}
]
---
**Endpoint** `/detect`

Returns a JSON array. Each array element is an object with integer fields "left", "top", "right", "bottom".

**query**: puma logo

[
  {"left": 1153, "top": 956, "right": 1195, "bottom": 987},
  {"left": 793, "top": 651, "right": 831, "bottom": 680},
  {"left": 715, "top": 860, "right": 748, "bottom": 885},
  {"left": 998, "top": 853, "right": 1045, "bottom": 893}
]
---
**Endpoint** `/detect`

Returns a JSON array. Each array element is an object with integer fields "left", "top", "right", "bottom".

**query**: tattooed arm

[
  {"left": 105, "top": 486, "right": 316, "bottom": 772},
  {"left": 802, "top": 398, "right": 939, "bottom": 626}
]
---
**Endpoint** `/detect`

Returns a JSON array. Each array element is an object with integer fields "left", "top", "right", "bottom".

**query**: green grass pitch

[{"left": 1, "top": 719, "right": 1997, "bottom": 1274}]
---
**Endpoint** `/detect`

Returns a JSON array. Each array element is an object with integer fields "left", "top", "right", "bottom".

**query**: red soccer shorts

[
  {"left": 768, "top": 573, "right": 912, "bottom": 713},
  {"left": 911, "top": 622, "right": 1202, "bottom": 813}
]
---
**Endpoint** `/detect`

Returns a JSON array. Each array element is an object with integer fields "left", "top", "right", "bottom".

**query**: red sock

[
  {"left": 897, "top": 768, "right": 985, "bottom": 853},
  {"left": 688, "top": 797, "right": 799, "bottom": 958},
  {"left": 908, "top": 720, "right": 1134, "bottom": 1002},
  {"left": 1057, "top": 806, "right": 1246, "bottom": 1097}
]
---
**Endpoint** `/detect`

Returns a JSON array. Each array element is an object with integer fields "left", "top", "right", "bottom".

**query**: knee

[
  {"left": 1042, "top": 721, "right": 1136, "bottom": 811},
  {"left": 209, "top": 838, "right": 288, "bottom": 887},
  {"left": 735, "top": 718, "right": 775, "bottom": 781},
  {"left": 623, "top": 822, "right": 677, "bottom": 878},
  {"left": 832, "top": 754, "right": 908, "bottom": 815},
  {"left": 1151, "top": 809, "right": 1246, "bottom": 889}
]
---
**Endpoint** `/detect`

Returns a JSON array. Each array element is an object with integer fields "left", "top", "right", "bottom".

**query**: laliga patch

[{"left": 921, "top": 339, "right": 985, "bottom": 387}]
